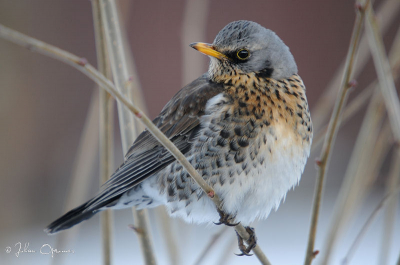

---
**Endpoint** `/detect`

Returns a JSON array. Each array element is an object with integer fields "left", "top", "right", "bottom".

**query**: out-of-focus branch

[
  {"left": 303, "top": 3, "right": 368, "bottom": 265},
  {"left": 365, "top": 4, "right": 400, "bottom": 141},
  {"left": 321, "top": 15, "right": 400, "bottom": 263},
  {"left": 92, "top": 1, "right": 115, "bottom": 264},
  {"left": 0, "top": 23, "right": 272, "bottom": 265},
  {"left": 215, "top": 233, "right": 237, "bottom": 265},
  {"left": 312, "top": 57, "right": 400, "bottom": 152},
  {"left": 116, "top": 2, "right": 177, "bottom": 263},
  {"left": 98, "top": 1, "right": 156, "bottom": 264},
  {"left": 321, "top": 82, "right": 387, "bottom": 264},
  {"left": 193, "top": 226, "right": 229, "bottom": 265},
  {"left": 378, "top": 146, "right": 400, "bottom": 265},
  {"left": 311, "top": 0, "right": 400, "bottom": 131},
  {"left": 341, "top": 122, "right": 392, "bottom": 265},
  {"left": 311, "top": 81, "right": 374, "bottom": 152},
  {"left": 342, "top": 185, "right": 400, "bottom": 265}
]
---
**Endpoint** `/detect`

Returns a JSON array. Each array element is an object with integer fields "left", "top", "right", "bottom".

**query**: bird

[{"left": 46, "top": 20, "right": 312, "bottom": 255}]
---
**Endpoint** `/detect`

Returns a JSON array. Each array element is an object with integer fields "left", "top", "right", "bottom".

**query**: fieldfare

[{"left": 46, "top": 20, "right": 313, "bottom": 255}]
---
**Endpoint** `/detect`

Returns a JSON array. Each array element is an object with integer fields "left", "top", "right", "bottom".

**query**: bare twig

[
  {"left": 365, "top": 4, "right": 400, "bottom": 141},
  {"left": 342, "top": 184, "right": 400, "bottom": 265},
  {"left": 311, "top": 80, "right": 374, "bottom": 152},
  {"left": 156, "top": 211, "right": 180, "bottom": 265},
  {"left": 98, "top": 1, "right": 156, "bottom": 264},
  {"left": 378, "top": 146, "right": 400, "bottom": 265},
  {"left": 312, "top": 56, "right": 400, "bottom": 152},
  {"left": 311, "top": 0, "right": 400, "bottom": 131},
  {"left": 92, "top": 1, "right": 115, "bottom": 264},
  {"left": 341, "top": 122, "right": 392, "bottom": 265},
  {"left": 115, "top": 2, "right": 178, "bottom": 263},
  {"left": 321, "top": 84, "right": 387, "bottom": 263},
  {"left": 364, "top": 122, "right": 393, "bottom": 188},
  {"left": 303, "top": 3, "right": 368, "bottom": 264},
  {"left": 321, "top": 21, "right": 400, "bottom": 261},
  {"left": 193, "top": 226, "right": 229, "bottom": 265},
  {"left": 0, "top": 24, "right": 271, "bottom": 265},
  {"left": 215, "top": 233, "right": 237, "bottom": 265}
]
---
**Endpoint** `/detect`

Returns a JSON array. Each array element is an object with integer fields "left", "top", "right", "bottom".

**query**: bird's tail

[{"left": 45, "top": 202, "right": 99, "bottom": 235}]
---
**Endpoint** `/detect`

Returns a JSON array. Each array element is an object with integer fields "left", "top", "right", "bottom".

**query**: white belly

[{"left": 138, "top": 122, "right": 310, "bottom": 226}]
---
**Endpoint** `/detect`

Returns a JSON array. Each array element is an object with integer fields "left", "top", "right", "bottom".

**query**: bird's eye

[{"left": 236, "top": 49, "right": 250, "bottom": 60}]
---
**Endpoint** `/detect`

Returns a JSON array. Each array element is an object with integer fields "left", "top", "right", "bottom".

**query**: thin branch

[
  {"left": 378, "top": 146, "right": 400, "bottom": 265},
  {"left": 193, "top": 226, "right": 229, "bottom": 265},
  {"left": 303, "top": 3, "right": 368, "bottom": 264},
  {"left": 114, "top": 2, "right": 178, "bottom": 262},
  {"left": 363, "top": 122, "right": 393, "bottom": 188},
  {"left": 98, "top": 1, "right": 156, "bottom": 264},
  {"left": 320, "top": 79, "right": 387, "bottom": 263},
  {"left": 311, "top": 80, "right": 374, "bottom": 152},
  {"left": 311, "top": 57, "right": 400, "bottom": 152},
  {"left": 311, "top": 0, "right": 400, "bottom": 131},
  {"left": 0, "top": 24, "right": 271, "bottom": 264},
  {"left": 156, "top": 210, "right": 180, "bottom": 265},
  {"left": 365, "top": 4, "right": 400, "bottom": 141},
  {"left": 342, "top": 184, "right": 400, "bottom": 265},
  {"left": 341, "top": 122, "right": 392, "bottom": 265},
  {"left": 92, "top": 1, "right": 115, "bottom": 264},
  {"left": 215, "top": 233, "right": 237, "bottom": 265}
]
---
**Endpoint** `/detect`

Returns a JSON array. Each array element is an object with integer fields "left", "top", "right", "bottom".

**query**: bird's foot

[
  {"left": 213, "top": 208, "right": 240, "bottom": 226},
  {"left": 235, "top": 226, "right": 257, "bottom": 256}
]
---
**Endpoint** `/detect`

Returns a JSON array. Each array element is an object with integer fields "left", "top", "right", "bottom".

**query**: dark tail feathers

[{"left": 45, "top": 203, "right": 98, "bottom": 234}]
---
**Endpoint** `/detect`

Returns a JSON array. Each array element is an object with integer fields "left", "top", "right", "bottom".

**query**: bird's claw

[
  {"left": 235, "top": 226, "right": 257, "bottom": 256},
  {"left": 214, "top": 208, "right": 240, "bottom": 226}
]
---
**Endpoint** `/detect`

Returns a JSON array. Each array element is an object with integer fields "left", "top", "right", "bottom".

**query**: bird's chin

[{"left": 207, "top": 58, "right": 233, "bottom": 82}]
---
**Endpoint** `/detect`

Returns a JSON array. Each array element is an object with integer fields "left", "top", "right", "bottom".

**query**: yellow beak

[{"left": 190, "top": 42, "right": 230, "bottom": 61}]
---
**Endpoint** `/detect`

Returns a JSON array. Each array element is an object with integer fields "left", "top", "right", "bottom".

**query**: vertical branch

[
  {"left": 193, "top": 226, "right": 229, "bottom": 265},
  {"left": 321, "top": 87, "right": 386, "bottom": 264},
  {"left": 98, "top": 1, "right": 156, "bottom": 264},
  {"left": 319, "top": 17, "right": 400, "bottom": 264},
  {"left": 341, "top": 122, "right": 392, "bottom": 265},
  {"left": 364, "top": 4, "right": 400, "bottom": 141},
  {"left": 378, "top": 147, "right": 400, "bottom": 265},
  {"left": 115, "top": 3, "right": 178, "bottom": 264},
  {"left": 303, "top": 3, "right": 368, "bottom": 265},
  {"left": 215, "top": 234, "right": 237, "bottom": 265},
  {"left": 377, "top": 26, "right": 400, "bottom": 265},
  {"left": 378, "top": 145, "right": 400, "bottom": 265},
  {"left": 311, "top": 0, "right": 400, "bottom": 131},
  {"left": 92, "top": 1, "right": 115, "bottom": 264}
]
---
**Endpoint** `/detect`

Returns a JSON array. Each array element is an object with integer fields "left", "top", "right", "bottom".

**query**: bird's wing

[{"left": 86, "top": 74, "right": 225, "bottom": 211}]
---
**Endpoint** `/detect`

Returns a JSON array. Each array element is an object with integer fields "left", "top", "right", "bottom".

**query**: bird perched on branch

[{"left": 46, "top": 20, "right": 312, "bottom": 255}]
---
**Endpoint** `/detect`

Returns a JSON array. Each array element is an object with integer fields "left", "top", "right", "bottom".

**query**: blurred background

[{"left": 0, "top": 0, "right": 400, "bottom": 264}]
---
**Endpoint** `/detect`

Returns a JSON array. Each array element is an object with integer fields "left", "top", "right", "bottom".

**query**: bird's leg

[
  {"left": 235, "top": 226, "right": 257, "bottom": 256},
  {"left": 214, "top": 207, "right": 240, "bottom": 226}
]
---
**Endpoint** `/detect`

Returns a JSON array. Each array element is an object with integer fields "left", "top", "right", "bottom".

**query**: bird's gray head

[{"left": 191, "top": 20, "right": 297, "bottom": 81}]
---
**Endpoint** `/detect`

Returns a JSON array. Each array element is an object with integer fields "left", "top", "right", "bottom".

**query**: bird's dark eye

[{"left": 236, "top": 49, "right": 250, "bottom": 60}]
